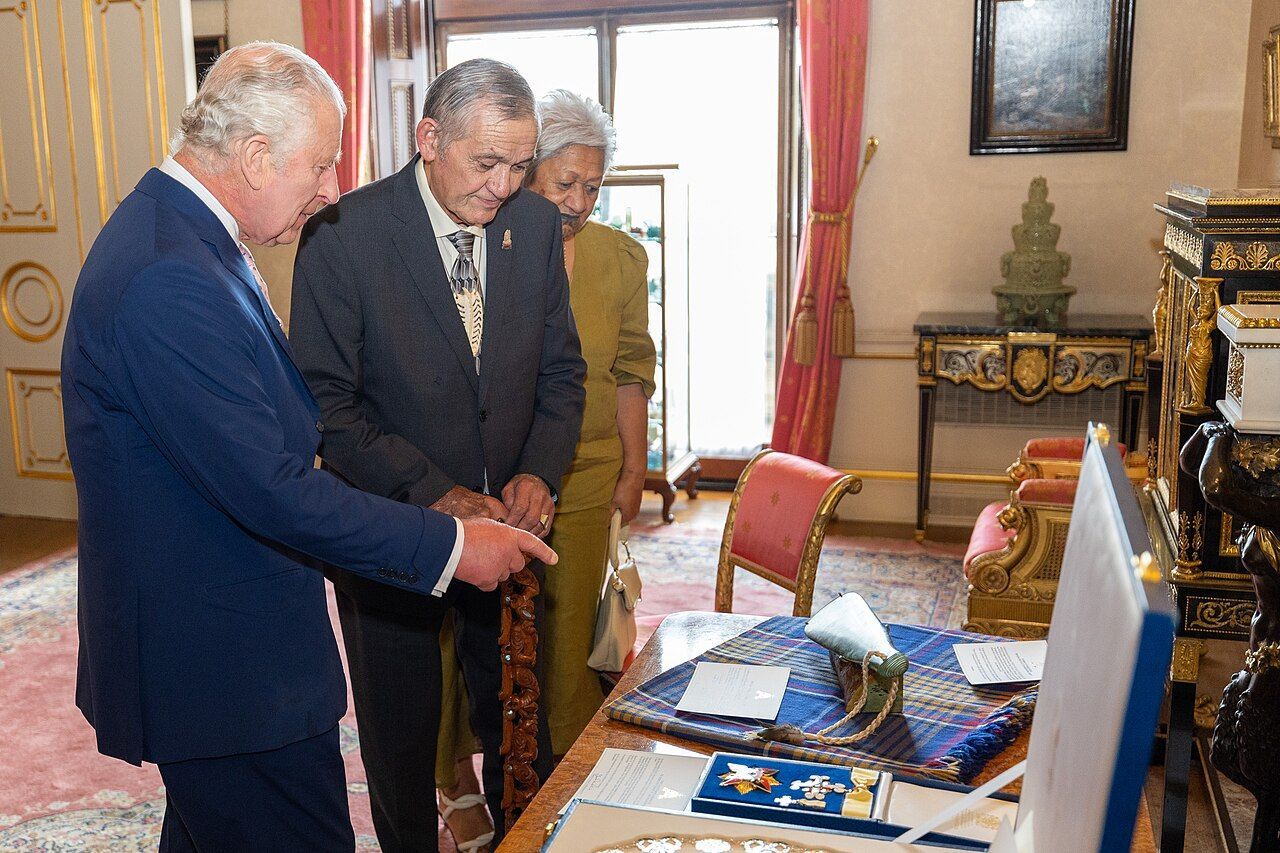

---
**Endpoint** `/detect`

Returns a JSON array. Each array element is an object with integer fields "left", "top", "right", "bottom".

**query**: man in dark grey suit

[{"left": 290, "top": 59, "right": 585, "bottom": 851}]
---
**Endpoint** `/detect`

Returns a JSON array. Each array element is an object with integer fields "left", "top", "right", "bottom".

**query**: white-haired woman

[{"left": 527, "top": 89, "right": 655, "bottom": 751}]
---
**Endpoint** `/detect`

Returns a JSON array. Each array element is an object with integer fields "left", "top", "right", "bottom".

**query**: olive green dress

[{"left": 435, "top": 221, "right": 656, "bottom": 783}]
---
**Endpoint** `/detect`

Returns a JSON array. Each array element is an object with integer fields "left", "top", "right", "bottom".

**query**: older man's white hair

[
  {"left": 530, "top": 90, "right": 617, "bottom": 178},
  {"left": 171, "top": 41, "right": 346, "bottom": 170}
]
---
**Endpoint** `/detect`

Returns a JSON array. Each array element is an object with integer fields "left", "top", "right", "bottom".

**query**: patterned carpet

[{"left": 0, "top": 523, "right": 967, "bottom": 850}]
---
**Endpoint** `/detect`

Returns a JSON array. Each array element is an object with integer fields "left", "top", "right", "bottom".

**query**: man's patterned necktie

[
  {"left": 446, "top": 230, "right": 483, "bottom": 371},
  {"left": 237, "top": 243, "right": 282, "bottom": 327}
]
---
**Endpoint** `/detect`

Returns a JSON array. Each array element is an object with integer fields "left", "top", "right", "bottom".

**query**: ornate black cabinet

[{"left": 1147, "top": 185, "right": 1280, "bottom": 852}]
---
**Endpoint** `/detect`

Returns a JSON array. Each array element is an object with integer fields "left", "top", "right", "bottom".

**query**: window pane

[
  {"left": 613, "top": 19, "right": 780, "bottom": 458},
  {"left": 443, "top": 28, "right": 600, "bottom": 101}
]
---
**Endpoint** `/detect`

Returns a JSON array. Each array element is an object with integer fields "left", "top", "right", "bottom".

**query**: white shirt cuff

[{"left": 432, "top": 517, "right": 464, "bottom": 597}]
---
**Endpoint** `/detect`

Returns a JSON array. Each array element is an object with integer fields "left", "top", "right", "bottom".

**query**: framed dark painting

[
  {"left": 193, "top": 35, "right": 227, "bottom": 88},
  {"left": 971, "top": 0, "right": 1135, "bottom": 155}
]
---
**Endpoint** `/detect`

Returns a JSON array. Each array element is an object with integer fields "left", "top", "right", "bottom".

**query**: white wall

[
  {"left": 829, "top": 0, "right": 1253, "bottom": 526},
  {"left": 1238, "top": 0, "right": 1280, "bottom": 185},
  {"left": 180, "top": 1, "right": 1259, "bottom": 527}
]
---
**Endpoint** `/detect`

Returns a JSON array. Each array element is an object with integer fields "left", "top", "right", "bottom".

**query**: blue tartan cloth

[{"left": 604, "top": 616, "right": 1036, "bottom": 784}]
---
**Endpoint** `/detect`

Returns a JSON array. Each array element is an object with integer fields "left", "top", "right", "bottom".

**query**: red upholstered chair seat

[{"left": 1024, "top": 437, "right": 1127, "bottom": 461}]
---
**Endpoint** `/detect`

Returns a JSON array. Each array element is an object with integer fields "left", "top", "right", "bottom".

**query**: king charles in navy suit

[{"left": 61, "top": 43, "right": 554, "bottom": 852}]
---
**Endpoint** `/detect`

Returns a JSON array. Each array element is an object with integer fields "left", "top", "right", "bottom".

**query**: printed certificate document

[{"left": 675, "top": 662, "right": 790, "bottom": 720}]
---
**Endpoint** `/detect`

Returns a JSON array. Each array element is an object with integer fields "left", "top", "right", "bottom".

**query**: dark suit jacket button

[
  {"left": 478, "top": 409, "right": 488, "bottom": 423},
  {"left": 316, "top": 421, "right": 325, "bottom": 432},
  {"left": 409, "top": 573, "right": 420, "bottom": 584},
  {"left": 377, "top": 568, "right": 388, "bottom": 578}
]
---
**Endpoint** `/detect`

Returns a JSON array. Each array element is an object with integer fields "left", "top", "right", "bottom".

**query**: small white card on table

[
  {"left": 953, "top": 640, "right": 1047, "bottom": 685},
  {"left": 568, "top": 748, "right": 708, "bottom": 813},
  {"left": 675, "top": 662, "right": 790, "bottom": 720}
]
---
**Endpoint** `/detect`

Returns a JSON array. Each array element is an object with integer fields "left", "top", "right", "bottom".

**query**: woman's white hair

[
  {"left": 171, "top": 41, "right": 346, "bottom": 170},
  {"left": 529, "top": 90, "right": 616, "bottom": 178}
]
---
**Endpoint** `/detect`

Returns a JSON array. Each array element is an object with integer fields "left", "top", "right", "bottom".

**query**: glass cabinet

[{"left": 591, "top": 167, "right": 698, "bottom": 522}]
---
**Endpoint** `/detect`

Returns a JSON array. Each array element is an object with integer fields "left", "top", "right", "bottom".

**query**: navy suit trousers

[{"left": 158, "top": 726, "right": 353, "bottom": 852}]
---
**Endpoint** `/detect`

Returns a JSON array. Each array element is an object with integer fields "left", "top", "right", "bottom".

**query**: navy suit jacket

[{"left": 62, "top": 169, "right": 458, "bottom": 766}]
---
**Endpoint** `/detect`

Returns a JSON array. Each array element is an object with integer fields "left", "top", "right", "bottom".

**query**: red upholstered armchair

[
  {"left": 963, "top": 478, "right": 1077, "bottom": 639},
  {"left": 715, "top": 450, "right": 863, "bottom": 617}
]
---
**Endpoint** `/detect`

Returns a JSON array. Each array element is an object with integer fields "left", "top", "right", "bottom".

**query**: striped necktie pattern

[{"left": 446, "top": 230, "right": 483, "bottom": 366}]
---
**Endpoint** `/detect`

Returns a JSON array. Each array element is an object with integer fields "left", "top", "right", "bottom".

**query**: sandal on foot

[{"left": 438, "top": 791, "right": 495, "bottom": 853}]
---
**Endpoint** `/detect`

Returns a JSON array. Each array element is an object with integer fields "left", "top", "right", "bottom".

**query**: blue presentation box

[{"left": 690, "top": 752, "right": 1018, "bottom": 850}]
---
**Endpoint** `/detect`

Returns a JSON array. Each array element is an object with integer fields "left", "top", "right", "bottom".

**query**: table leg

[
  {"left": 683, "top": 461, "right": 702, "bottom": 499},
  {"left": 1121, "top": 387, "right": 1144, "bottom": 452},
  {"left": 1195, "top": 733, "right": 1241, "bottom": 853},
  {"left": 916, "top": 382, "right": 936, "bottom": 542},
  {"left": 1161, "top": 678, "right": 1196, "bottom": 853}
]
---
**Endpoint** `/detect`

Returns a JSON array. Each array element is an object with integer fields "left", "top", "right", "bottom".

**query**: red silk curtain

[
  {"left": 770, "top": 0, "right": 870, "bottom": 462},
  {"left": 301, "top": 0, "right": 370, "bottom": 194}
]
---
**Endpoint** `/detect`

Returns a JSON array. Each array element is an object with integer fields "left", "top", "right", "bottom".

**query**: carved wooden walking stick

[{"left": 499, "top": 566, "right": 541, "bottom": 830}]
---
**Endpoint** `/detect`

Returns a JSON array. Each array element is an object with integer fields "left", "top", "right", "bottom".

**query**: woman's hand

[{"left": 610, "top": 470, "right": 646, "bottom": 525}]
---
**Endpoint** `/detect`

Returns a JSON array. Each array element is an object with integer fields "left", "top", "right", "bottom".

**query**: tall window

[
  {"left": 612, "top": 19, "right": 780, "bottom": 458},
  {"left": 439, "top": 7, "right": 792, "bottom": 463},
  {"left": 441, "top": 27, "right": 600, "bottom": 101}
]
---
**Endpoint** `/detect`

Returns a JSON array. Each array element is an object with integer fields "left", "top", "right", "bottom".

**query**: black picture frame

[
  {"left": 970, "top": 0, "right": 1135, "bottom": 155},
  {"left": 193, "top": 34, "right": 227, "bottom": 88}
]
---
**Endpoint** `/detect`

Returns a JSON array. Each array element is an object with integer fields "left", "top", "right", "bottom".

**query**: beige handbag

[{"left": 587, "top": 509, "right": 643, "bottom": 672}]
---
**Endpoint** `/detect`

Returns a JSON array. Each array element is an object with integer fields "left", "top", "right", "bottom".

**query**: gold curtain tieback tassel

[
  {"left": 792, "top": 291, "right": 819, "bottom": 366},
  {"left": 832, "top": 283, "right": 855, "bottom": 358}
]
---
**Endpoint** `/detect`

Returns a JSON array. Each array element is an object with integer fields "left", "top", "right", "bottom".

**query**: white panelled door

[{"left": 0, "top": 0, "right": 193, "bottom": 519}]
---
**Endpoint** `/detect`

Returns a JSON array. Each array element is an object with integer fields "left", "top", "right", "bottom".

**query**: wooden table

[{"left": 501, "top": 611, "right": 1157, "bottom": 852}]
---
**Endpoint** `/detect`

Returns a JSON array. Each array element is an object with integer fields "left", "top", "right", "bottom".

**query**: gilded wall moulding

[
  {"left": 6, "top": 368, "right": 72, "bottom": 479},
  {"left": 1187, "top": 600, "right": 1256, "bottom": 633},
  {"left": 1209, "top": 240, "right": 1280, "bottom": 271},
  {"left": 0, "top": 0, "right": 58, "bottom": 232},
  {"left": 1163, "top": 222, "right": 1203, "bottom": 267},
  {"left": 2, "top": 262, "right": 64, "bottom": 342}
]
